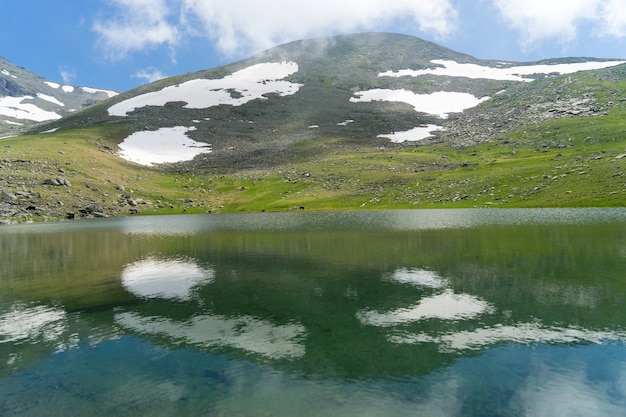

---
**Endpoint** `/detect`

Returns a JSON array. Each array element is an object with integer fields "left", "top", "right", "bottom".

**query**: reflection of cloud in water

[
  {"left": 115, "top": 311, "right": 306, "bottom": 359},
  {"left": 0, "top": 303, "right": 66, "bottom": 344},
  {"left": 385, "top": 268, "right": 447, "bottom": 289},
  {"left": 389, "top": 322, "right": 626, "bottom": 352},
  {"left": 121, "top": 257, "right": 214, "bottom": 301},
  {"left": 357, "top": 290, "right": 493, "bottom": 327},
  {"left": 516, "top": 363, "right": 626, "bottom": 417}
]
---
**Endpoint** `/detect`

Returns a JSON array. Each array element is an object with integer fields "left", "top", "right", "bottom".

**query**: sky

[{"left": 2, "top": 0, "right": 626, "bottom": 93}]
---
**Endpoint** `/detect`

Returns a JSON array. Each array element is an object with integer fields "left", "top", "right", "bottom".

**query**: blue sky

[{"left": 2, "top": 0, "right": 626, "bottom": 92}]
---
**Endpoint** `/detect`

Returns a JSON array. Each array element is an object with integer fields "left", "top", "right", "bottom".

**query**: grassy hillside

[{"left": 1, "top": 106, "right": 624, "bottom": 223}]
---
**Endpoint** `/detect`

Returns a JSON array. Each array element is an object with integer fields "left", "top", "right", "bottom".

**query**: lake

[{"left": 1, "top": 208, "right": 626, "bottom": 416}]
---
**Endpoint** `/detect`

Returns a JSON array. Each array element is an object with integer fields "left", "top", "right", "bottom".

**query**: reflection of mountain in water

[
  {"left": 1, "top": 212, "right": 626, "bottom": 380},
  {"left": 357, "top": 268, "right": 626, "bottom": 353}
]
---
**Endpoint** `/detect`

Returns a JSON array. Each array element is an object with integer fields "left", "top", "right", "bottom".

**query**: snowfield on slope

[
  {"left": 380, "top": 59, "right": 626, "bottom": 82},
  {"left": 351, "top": 90, "right": 489, "bottom": 119},
  {"left": 108, "top": 62, "right": 302, "bottom": 117},
  {"left": 118, "top": 126, "right": 211, "bottom": 166},
  {"left": 114, "top": 58, "right": 626, "bottom": 163},
  {"left": 0, "top": 96, "right": 62, "bottom": 121},
  {"left": 355, "top": 59, "right": 625, "bottom": 142}
]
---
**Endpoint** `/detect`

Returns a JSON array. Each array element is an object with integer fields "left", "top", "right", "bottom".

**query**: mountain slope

[
  {"left": 0, "top": 56, "right": 117, "bottom": 136},
  {"left": 40, "top": 33, "right": 624, "bottom": 169},
  {"left": 2, "top": 33, "right": 626, "bottom": 222}
]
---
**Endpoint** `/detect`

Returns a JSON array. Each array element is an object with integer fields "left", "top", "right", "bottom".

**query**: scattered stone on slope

[
  {"left": 1, "top": 191, "right": 18, "bottom": 204},
  {"left": 43, "top": 177, "right": 71, "bottom": 186},
  {"left": 79, "top": 203, "right": 107, "bottom": 218}
]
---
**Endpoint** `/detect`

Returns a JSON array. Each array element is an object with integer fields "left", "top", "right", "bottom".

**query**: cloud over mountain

[
  {"left": 93, "top": 0, "right": 458, "bottom": 59},
  {"left": 93, "top": 0, "right": 626, "bottom": 64}
]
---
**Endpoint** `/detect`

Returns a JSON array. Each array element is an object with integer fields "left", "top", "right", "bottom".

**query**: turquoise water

[{"left": 1, "top": 209, "right": 625, "bottom": 416}]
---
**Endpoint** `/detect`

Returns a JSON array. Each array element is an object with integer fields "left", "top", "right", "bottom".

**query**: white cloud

[
  {"left": 597, "top": 0, "right": 626, "bottom": 37},
  {"left": 93, "top": 0, "right": 179, "bottom": 60},
  {"left": 492, "top": 0, "right": 626, "bottom": 49},
  {"left": 59, "top": 67, "right": 76, "bottom": 84},
  {"left": 132, "top": 67, "right": 167, "bottom": 83},
  {"left": 181, "top": 0, "right": 458, "bottom": 55},
  {"left": 93, "top": 0, "right": 458, "bottom": 59}
]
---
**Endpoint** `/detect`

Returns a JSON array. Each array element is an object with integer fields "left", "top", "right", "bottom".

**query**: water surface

[{"left": 1, "top": 209, "right": 625, "bottom": 416}]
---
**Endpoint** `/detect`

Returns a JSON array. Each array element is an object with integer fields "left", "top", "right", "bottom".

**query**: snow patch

[
  {"left": 45, "top": 81, "right": 60, "bottom": 89},
  {"left": 37, "top": 93, "right": 65, "bottom": 106},
  {"left": 0, "top": 96, "right": 61, "bottom": 121},
  {"left": 351, "top": 89, "right": 489, "bottom": 119},
  {"left": 378, "top": 125, "right": 444, "bottom": 142},
  {"left": 351, "top": 89, "right": 489, "bottom": 142},
  {"left": 3, "top": 120, "right": 23, "bottom": 126},
  {"left": 118, "top": 126, "right": 212, "bottom": 166},
  {"left": 81, "top": 86, "right": 118, "bottom": 97},
  {"left": 108, "top": 61, "right": 302, "bottom": 117},
  {"left": 380, "top": 59, "right": 626, "bottom": 82},
  {"left": 1, "top": 69, "right": 17, "bottom": 79},
  {"left": 61, "top": 85, "right": 74, "bottom": 93}
]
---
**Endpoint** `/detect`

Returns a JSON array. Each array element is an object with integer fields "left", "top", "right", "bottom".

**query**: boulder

[
  {"left": 80, "top": 203, "right": 104, "bottom": 215},
  {"left": 43, "top": 178, "right": 71, "bottom": 186},
  {"left": 1, "top": 191, "right": 18, "bottom": 204}
]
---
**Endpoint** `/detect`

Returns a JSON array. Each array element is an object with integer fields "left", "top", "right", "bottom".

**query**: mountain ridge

[{"left": 0, "top": 56, "right": 117, "bottom": 137}]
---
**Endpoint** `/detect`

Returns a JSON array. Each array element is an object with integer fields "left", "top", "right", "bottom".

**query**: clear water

[{"left": 1, "top": 208, "right": 626, "bottom": 416}]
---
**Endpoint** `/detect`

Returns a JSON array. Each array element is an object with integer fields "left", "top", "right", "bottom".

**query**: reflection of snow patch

[
  {"left": 386, "top": 268, "right": 448, "bottom": 288},
  {"left": 0, "top": 303, "right": 66, "bottom": 344},
  {"left": 122, "top": 257, "right": 215, "bottom": 301},
  {"left": 108, "top": 61, "right": 302, "bottom": 117},
  {"left": 357, "top": 289, "right": 493, "bottom": 327},
  {"left": 380, "top": 59, "right": 626, "bottom": 82},
  {"left": 389, "top": 321, "right": 626, "bottom": 351},
  {"left": 116, "top": 311, "right": 306, "bottom": 359},
  {"left": 118, "top": 126, "right": 211, "bottom": 166},
  {"left": 377, "top": 125, "right": 443, "bottom": 142}
]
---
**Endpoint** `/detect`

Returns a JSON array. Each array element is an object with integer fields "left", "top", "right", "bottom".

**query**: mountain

[
  {"left": 2, "top": 33, "right": 626, "bottom": 222},
  {"left": 0, "top": 56, "right": 117, "bottom": 137},
  {"left": 40, "top": 33, "right": 624, "bottom": 169}
]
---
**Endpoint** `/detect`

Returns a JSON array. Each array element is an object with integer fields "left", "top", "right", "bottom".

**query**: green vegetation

[{"left": 1, "top": 106, "right": 624, "bottom": 223}]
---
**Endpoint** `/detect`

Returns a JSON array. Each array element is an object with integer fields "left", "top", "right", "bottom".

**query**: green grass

[{"left": 2, "top": 108, "right": 625, "bottom": 223}]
